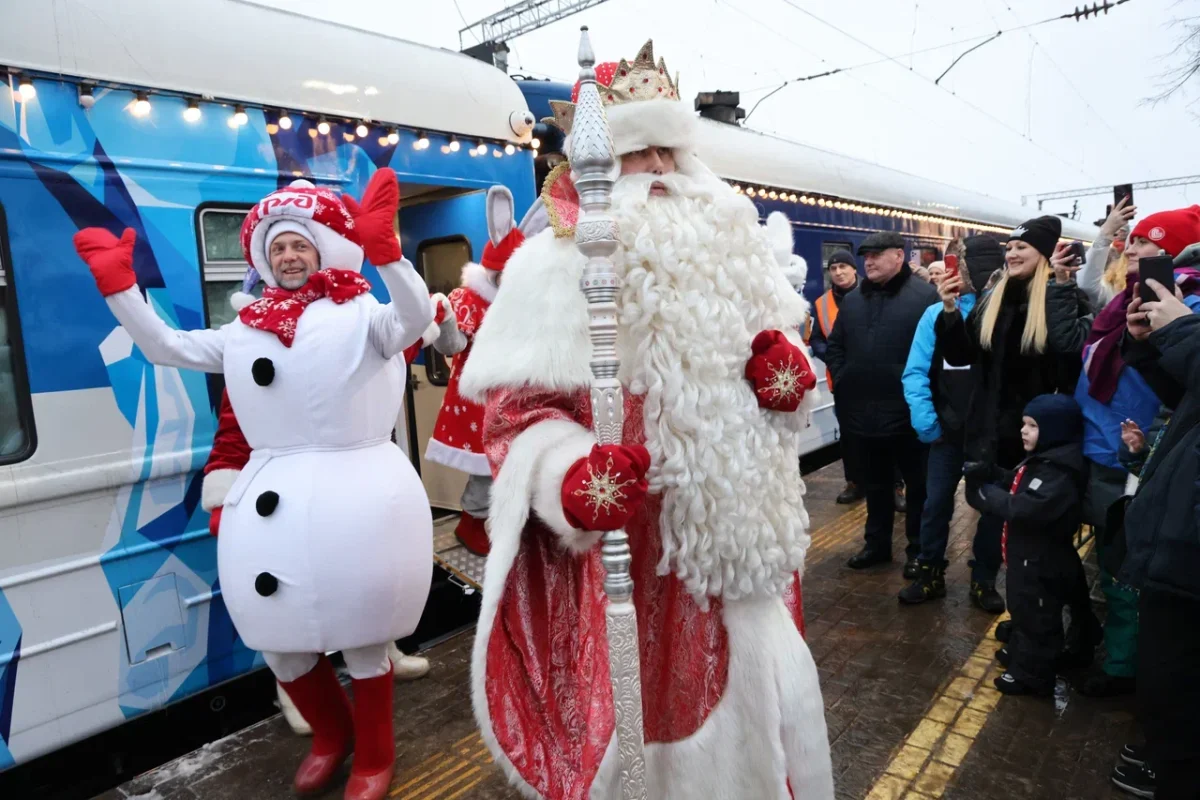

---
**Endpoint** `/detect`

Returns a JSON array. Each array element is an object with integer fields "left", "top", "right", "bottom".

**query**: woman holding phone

[
  {"left": 934, "top": 215, "right": 1093, "bottom": 614},
  {"left": 1067, "top": 206, "right": 1200, "bottom": 699}
]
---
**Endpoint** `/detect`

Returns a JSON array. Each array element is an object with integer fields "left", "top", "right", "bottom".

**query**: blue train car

[
  {"left": 0, "top": 0, "right": 536, "bottom": 770},
  {"left": 514, "top": 79, "right": 1097, "bottom": 455}
]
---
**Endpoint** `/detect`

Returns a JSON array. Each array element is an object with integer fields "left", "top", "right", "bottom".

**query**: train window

[
  {"left": 198, "top": 207, "right": 258, "bottom": 330},
  {"left": 0, "top": 206, "right": 35, "bottom": 463},
  {"left": 821, "top": 241, "right": 854, "bottom": 291},
  {"left": 416, "top": 237, "right": 473, "bottom": 388}
]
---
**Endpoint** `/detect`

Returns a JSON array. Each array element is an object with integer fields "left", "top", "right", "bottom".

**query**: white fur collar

[
  {"left": 459, "top": 230, "right": 591, "bottom": 402},
  {"left": 461, "top": 261, "right": 499, "bottom": 303}
]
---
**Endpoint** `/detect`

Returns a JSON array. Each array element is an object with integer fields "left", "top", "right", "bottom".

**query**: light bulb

[
  {"left": 17, "top": 78, "right": 35, "bottom": 101},
  {"left": 278, "top": 113, "right": 293, "bottom": 130},
  {"left": 308, "top": 128, "right": 318, "bottom": 139},
  {"left": 475, "top": 142, "right": 487, "bottom": 155},
  {"left": 531, "top": 148, "right": 538, "bottom": 157},
  {"left": 317, "top": 118, "right": 331, "bottom": 135},
  {"left": 448, "top": 138, "right": 460, "bottom": 152},
  {"left": 530, "top": 137, "right": 541, "bottom": 149},
  {"left": 493, "top": 149, "right": 502, "bottom": 158},
  {"left": 768, "top": 191, "right": 778, "bottom": 200},
  {"left": 356, "top": 123, "right": 369, "bottom": 138},
  {"left": 183, "top": 99, "right": 202, "bottom": 122},
  {"left": 505, "top": 143, "right": 516, "bottom": 155},
  {"left": 232, "top": 105, "right": 248, "bottom": 127},
  {"left": 132, "top": 92, "right": 151, "bottom": 118},
  {"left": 441, "top": 145, "right": 451, "bottom": 154},
  {"left": 78, "top": 84, "right": 95, "bottom": 109},
  {"left": 414, "top": 132, "right": 429, "bottom": 150}
]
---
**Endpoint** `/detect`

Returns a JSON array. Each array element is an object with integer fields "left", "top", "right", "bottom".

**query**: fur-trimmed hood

[{"left": 461, "top": 261, "right": 499, "bottom": 304}]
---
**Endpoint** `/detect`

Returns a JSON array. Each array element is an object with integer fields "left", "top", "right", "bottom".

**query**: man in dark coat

[
  {"left": 1111, "top": 297, "right": 1200, "bottom": 799},
  {"left": 826, "top": 232, "right": 939, "bottom": 574}
]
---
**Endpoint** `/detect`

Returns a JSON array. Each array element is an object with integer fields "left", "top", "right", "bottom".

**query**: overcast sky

[{"left": 266, "top": 0, "right": 1198, "bottom": 226}]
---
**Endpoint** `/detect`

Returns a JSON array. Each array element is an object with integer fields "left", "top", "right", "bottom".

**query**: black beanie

[
  {"left": 963, "top": 235, "right": 1004, "bottom": 291},
  {"left": 827, "top": 249, "right": 856, "bottom": 269},
  {"left": 1008, "top": 216, "right": 1062, "bottom": 261},
  {"left": 1023, "top": 394, "right": 1083, "bottom": 451}
]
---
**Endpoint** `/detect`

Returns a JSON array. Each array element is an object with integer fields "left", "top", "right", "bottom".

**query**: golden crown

[{"left": 545, "top": 39, "right": 681, "bottom": 136}]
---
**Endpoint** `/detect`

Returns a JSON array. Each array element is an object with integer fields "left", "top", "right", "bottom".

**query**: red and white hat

[
  {"left": 239, "top": 179, "right": 364, "bottom": 287},
  {"left": 544, "top": 40, "right": 697, "bottom": 157},
  {"left": 1130, "top": 205, "right": 1200, "bottom": 259}
]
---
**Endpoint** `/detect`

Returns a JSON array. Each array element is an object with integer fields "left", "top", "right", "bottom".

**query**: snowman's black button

[
  {"left": 256, "top": 491, "right": 280, "bottom": 517},
  {"left": 255, "top": 572, "right": 278, "bottom": 597},
  {"left": 252, "top": 357, "right": 275, "bottom": 386}
]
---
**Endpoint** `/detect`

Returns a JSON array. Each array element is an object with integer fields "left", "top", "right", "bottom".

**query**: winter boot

[
  {"left": 902, "top": 557, "right": 921, "bottom": 580},
  {"left": 970, "top": 580, "right": 1006, "bottom": 614},
  {"left": 454, "top": 512, "right": 490, "bottom": 556},
  {"left": 995, "top": 620, "right": 1012, "bottom": 643},
  {"left": 387, "top": 642, "right": 430, "bottom": 681},
  {"left": 278, "top": 656, "right": 353, "bottom": 794},
  {"left": 993, "top": 672, "right": 1051, "bottom": 697},
  {"left": 277, "top": 681, "right": 312, "bottom": 736},
  {"left": 345, "top": 674, "right": 394, "bottom": 800},
  {"left": 836, "top": 482, "right": 864, "bottom": 505},
  {"left": 1110, "top": 762, "right": 1156, "bottom": 799},
  {"left": 898, "top": 561, "right": 947, "bottom": 604}
]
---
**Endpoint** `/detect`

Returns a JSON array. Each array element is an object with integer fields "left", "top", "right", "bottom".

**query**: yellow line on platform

[{"left": 865, "top": 535, "right": 1097, "bottom": 799}]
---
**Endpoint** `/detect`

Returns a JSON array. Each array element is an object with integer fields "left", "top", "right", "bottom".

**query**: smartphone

[
  {"left": 1067, "top": 241, "right": 1086, "bottom": 266},
  {"left": 1138, "top": 255, "right": 1175, "bottom": 303},
  {"left": 943, "top": 253, "right": 960, "bottom": 292},
  {"left": 1114, "top": 183, "right": 1133, "bottom": 209}
]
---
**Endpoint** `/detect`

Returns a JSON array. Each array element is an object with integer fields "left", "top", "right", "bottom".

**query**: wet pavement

[{"left": 97, "top": 462, "right": 1138, "bottom": 800}]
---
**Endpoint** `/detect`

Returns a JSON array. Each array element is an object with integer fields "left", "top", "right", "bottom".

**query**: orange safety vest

[{"left": 814, "top": 290, "right": 838, "bottom": 390}]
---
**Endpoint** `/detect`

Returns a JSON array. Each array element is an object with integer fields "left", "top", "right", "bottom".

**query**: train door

[{"left": 410, "top": 237, "right": 471, "bottom": 512}]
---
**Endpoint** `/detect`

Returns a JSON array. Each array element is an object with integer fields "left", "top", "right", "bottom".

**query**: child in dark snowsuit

[{"left": 964, "top": 394, "right": 1098, "bottom": 696}]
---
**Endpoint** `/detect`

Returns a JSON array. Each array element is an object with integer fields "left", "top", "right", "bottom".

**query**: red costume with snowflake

[{"left": 457, "top": 40, "right": 831, "bottom": 800}]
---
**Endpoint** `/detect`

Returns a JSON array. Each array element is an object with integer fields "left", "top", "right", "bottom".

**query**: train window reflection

[
  {"left": 0, "top": 208, "right": 35, "bottom": 463},
  {"left": 416, "top": 237, "right": 472, "bottom": 388}
]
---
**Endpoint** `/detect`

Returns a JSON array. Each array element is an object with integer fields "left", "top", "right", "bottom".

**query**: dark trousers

[
  {"left": 1006, "top": 543, "right": 1077, "bottom": 693},
  {"left": 861, "top": 433, "right": 927, "bottom": 558},
  {"left": 917, "top": 438, "right": 1003, "bottom": 582},
  {"left": 840, "top": 430, "right": 864, "bottom": 485},
  {"left": 1138, "top": 589, "right": 1200, "bottom": 799}
]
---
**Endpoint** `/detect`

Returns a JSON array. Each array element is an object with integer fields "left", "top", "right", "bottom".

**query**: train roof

[
  {"left": 2, "top": 0, "right": 531, "bottom": 143},
  {"left": 697, "top": 121, "right": 1098, "bottom": 239}
]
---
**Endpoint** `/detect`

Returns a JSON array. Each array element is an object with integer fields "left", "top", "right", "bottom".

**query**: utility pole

[{"left": 460, "top": 0, "right": 613, "bottom": 71}]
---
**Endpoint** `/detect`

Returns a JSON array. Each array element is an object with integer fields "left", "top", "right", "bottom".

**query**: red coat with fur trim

[{"left": 424, "top": 263, "right": 495, "bottom": 477}]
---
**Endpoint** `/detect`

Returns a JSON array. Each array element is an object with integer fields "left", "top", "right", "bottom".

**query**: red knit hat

[{"left": 1130, "top": 205, "right": 1200, "bottom": 258}]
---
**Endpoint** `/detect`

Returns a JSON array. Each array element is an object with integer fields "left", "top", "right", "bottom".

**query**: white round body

[{"left": 216, "top": 294, "right": 433, "bottom": 652}]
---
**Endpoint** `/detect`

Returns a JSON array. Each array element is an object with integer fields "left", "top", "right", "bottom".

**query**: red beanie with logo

[{"left": 1130, "top": 205, "right": 1200, "bottom": 258}]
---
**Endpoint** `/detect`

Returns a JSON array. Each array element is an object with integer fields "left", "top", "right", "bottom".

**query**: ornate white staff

[{"left": 570, "top": 25, "right": 648, "bottom": 800}]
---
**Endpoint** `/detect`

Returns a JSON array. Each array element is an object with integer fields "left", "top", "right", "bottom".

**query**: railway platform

[{"left": 96, "top": 462, "right": 1137, "bottom": 800}]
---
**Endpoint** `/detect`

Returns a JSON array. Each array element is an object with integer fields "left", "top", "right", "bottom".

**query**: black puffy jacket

[
  {"left": 825, "top": 264, "right": 939, "bottom": 437},
  {"left": 1119, "top": 315, "right": 1200, "bottom": 601},
  {"left": 937, "top": 277, "right": 1092, "bottom": 468}
]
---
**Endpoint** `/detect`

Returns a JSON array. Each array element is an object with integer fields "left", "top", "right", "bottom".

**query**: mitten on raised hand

[
  {"left": 74, "top": 227, "right": 138, "bottom": 296},
  {"left": 560, "top": 444, "right": 651, "bottom": 532},
  {"left": 342, "top": 168, "right": 402, "bottom": 265},
  {"left": 744, "top": 330, "right": 817, "bottom": 412}
]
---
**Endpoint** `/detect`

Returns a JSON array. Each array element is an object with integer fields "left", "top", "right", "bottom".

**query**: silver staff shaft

[{"left": 570, "top": 25, "right": 648, "bottom": 800}]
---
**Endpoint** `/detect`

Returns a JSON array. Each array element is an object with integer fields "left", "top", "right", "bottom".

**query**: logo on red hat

[{"left": 1149, "top": 226, "right": 1166, "bottom": 241}]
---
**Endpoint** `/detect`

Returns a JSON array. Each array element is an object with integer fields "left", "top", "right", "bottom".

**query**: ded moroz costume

[
  {"left": 73, "top": 168, "right": 433, "bottom": 800},
  {"left": 459, "top": 39, "right": 833, "bottom": 800}
]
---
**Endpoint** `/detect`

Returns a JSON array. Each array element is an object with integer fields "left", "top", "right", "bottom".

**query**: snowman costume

[{"left": 74, "top": 169, "right": 433, "bottom": 800}]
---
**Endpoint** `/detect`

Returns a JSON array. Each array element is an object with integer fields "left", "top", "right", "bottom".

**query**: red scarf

[
  {"left": 1001, "top": 464, "right": 1027, "bottom": 564},
  {"left": 238, "top": 269, "right": 372, "bottom": 347}
]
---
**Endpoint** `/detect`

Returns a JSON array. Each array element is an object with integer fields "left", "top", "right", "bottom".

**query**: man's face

[
  {"left": 828, "top": 261, "right": 858, "bottom": 290},
  {"left": 863, "top": 248, "right": 904, "bottom": 284},
  {"left": 620, "top": 146, "right": 676, "bottom": 196},
  {"left": 269, "top": 232, "right": 320, "bottom": 290}
]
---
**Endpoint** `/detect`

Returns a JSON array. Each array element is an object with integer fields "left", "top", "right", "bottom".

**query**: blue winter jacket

[
  {"left": 902, "top": 293, "right": 976, "bottom": 444},
  {"left": 1074, "top": 293, "right": 1200, "bottom": 470}
]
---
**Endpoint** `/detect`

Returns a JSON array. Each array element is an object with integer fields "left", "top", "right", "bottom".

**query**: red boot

[
  {"left": 278, "top": 656, "right": 353, "bottom": 794},
  {"left": 344, "top": 673, "right": 395, "bottom": 800},
  {"left": 454, "top": 512, "right": 490, "bottom": 556}
]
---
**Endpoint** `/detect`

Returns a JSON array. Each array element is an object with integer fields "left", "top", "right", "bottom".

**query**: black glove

[{"left": 963, "top": 461, "right": 1001, "bottom": 485}]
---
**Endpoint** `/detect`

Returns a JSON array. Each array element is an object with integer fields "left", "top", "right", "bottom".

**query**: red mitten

[
  {"left": 74, "top": 227, "right": 138, "bottom": 297},
  {"left": 209, "top": 506, "right": 223, "bottom": 538},
  {"left": 342, "top": 168, "right": 402, "bottom": 265},
  {"left": 561, "top": 444, "right": 651, "bottom": 532},
  {"left": 745, "top": 330, "right": 817, "bottom": 412},
  {"left": 432, "top": 294, "right": 450, "bottom": 326}
]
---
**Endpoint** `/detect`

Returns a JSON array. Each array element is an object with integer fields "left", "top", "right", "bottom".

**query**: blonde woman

[
  {"left": 933, "top": 215, "right": 1094, "bottom": 614},
  {"left": 1078, "top": 197, "right": 1137, "bottom": 307}
]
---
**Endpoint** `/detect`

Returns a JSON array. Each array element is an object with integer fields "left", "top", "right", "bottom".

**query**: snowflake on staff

[
  {"left": 573, "top": 456, "right": 636, "bottom": 516},
  {"left": 762, "top": 358, "right": 808, "bottom": 405}
]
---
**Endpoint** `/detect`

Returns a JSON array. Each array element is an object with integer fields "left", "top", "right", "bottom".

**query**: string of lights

[
  {"left": 729, "top": 181, "right": 1015, "bottom": 236},
  {"left": 4, "top": 68, "right": 540, "bottom": 159}
]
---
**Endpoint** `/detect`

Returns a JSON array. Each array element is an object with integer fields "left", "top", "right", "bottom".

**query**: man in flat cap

[{"left": 826, "top": 232, "right": 939, "bottom": 574}]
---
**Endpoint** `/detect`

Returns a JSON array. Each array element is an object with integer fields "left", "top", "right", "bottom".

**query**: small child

[{"left": 964, "top": 394, "right": 1097, "bottom": 697}]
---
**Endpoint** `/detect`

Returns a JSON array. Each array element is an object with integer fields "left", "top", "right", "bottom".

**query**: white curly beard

[{"left": 609, "top": 170, "right": 812, "bottom": 603}]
